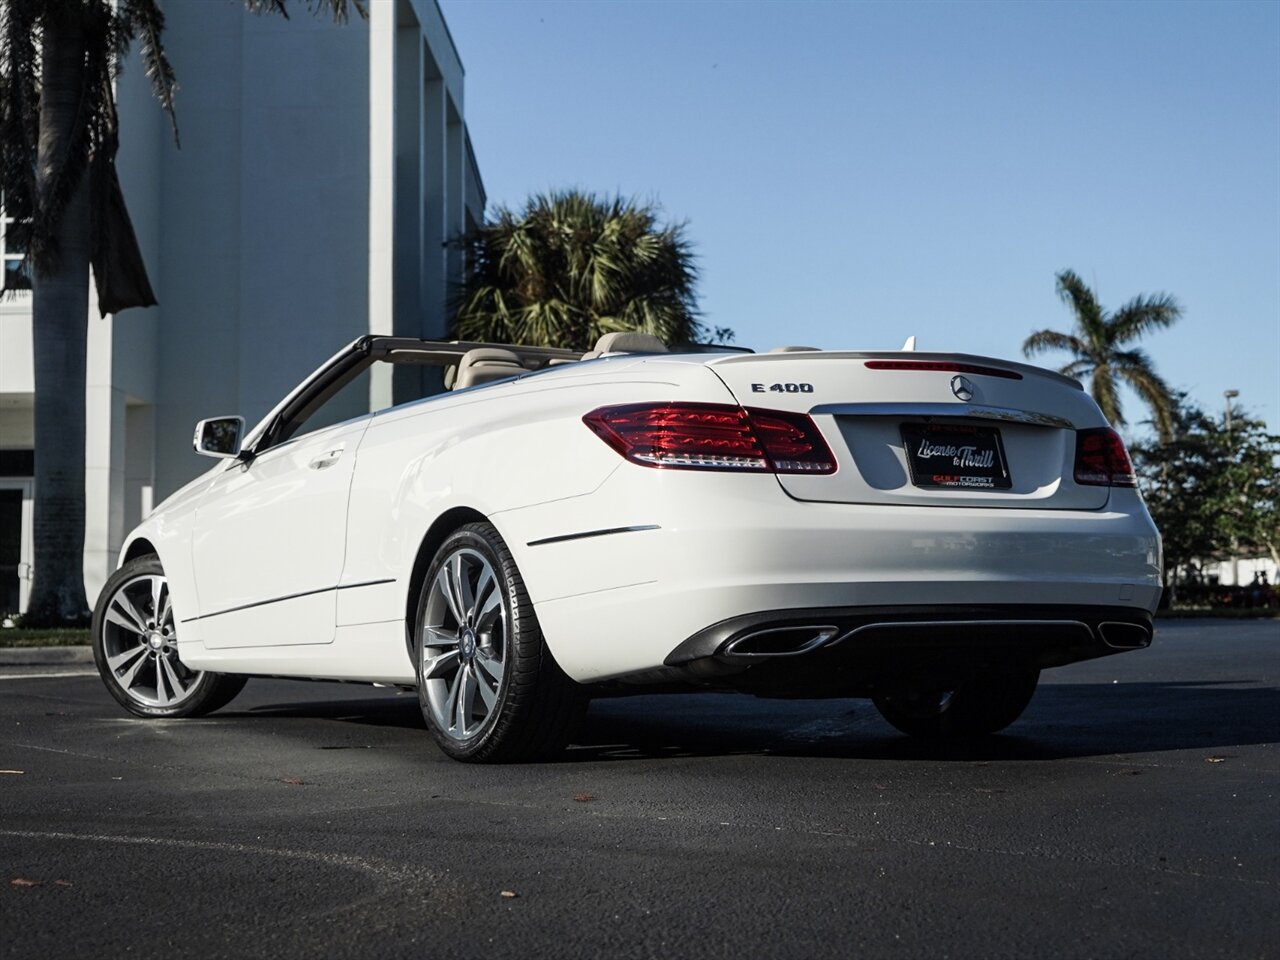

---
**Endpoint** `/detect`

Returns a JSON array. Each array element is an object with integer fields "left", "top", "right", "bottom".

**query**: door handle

[{"left": 309, "top": 447, "right": 344, "bottom": 470}]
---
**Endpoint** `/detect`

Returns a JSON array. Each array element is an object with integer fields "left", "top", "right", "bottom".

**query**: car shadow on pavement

[
  {"left": 224, "top": 679, "right": 1279, "bottom": 764},
  {"left": 236, "top": 692, "right": 427, "bottom": 731},
  {"left": 564, "top": 681, "right": 1280, "bottom": 763}
]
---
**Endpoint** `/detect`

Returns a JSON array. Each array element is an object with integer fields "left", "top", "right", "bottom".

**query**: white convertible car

[{"left": 91, "top": 332, "right": 1162, "bottom": 761}]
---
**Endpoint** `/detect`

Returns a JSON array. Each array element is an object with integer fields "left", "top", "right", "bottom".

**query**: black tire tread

[
  {"left": 420, "top": 522, "right": 583, "bottom": 763},
  {"left": 874, "top": 667, "right": 1040, "bottom": 739}
]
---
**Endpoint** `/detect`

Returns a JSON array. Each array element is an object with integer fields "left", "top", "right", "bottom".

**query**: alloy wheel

[
  {"left": 420, "top": 547, "right": 508, "bottom": 741},
  {"left": 99, "top": 574, "right": 200, "bottom": 708}
]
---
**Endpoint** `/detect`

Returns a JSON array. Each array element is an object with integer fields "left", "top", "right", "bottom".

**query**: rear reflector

[
  {"left": 583, "top": 403, "right": 837, "bottom": 474},
  {"left": 1074, "top": 427, "right": 1137, "bottom": 487},
  {"left": 864, "top": 360, "right": 1023, "bottom": 380}
]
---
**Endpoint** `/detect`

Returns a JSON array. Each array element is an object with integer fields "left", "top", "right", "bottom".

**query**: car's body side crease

[
  {"left": 180, "top": 579, "right": 397, "bottom": 623},
  {"left": 527, "top": 525, "right": 661, "bottom": 547}
]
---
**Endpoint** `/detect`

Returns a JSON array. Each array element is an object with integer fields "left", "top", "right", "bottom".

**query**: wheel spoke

[
  {"left": 475, "top": 650, "right": 504, "bottom": 685},
  {"left": 106, "top": 594, "right": 148, "bottom": 635},
  {"left": 107, "top": 644, "right": 147, "bottom": 674},
  {"left": 475, "top": 588, "right": 502, "bottom": 630},
  {"left": 474, "top": 670, "right": 497, "bottom": 711},
  {"left": 455, "top": 666, "right": 477, "bottom": 734},
  {"left": 435, "top": 569, "right": 465, "bottom": 626},
  {"left": 157, "top": 584, "right": 172, "bottom": 630},
  {"left": 153, "top": 655, "right": 171, "bottom": 705},
  {"left": 443, "top": 667, "right": 463, "bottom": 732},
  {"left": 115, "top": 648, "right": 150, "bottom": 689},
  {"left": 425, "top": 626, "right": 459, "bottom": 649},
  {"left": 159, "top": 655, "right": 187, "bottom": 698},
  {"left": 474, "top": 565, "right": 495, "bottom": 616},
  {"left": 150, "top": 577, "right": 164, "bottom": 623},
  {"left": 423, "top": 649, "right": 459, "bottom": 680},
  {"left": 450, "top": 554, "right": 476, "bottom": 623}
]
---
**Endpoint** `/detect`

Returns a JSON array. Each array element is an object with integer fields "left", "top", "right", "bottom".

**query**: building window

[{"left": 1, "top": 206, "right": 31, "bottom": 292}]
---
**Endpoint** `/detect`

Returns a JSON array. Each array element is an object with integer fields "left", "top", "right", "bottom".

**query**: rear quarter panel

[{"left": 335, "top": 358, "right": 737, "bottom": 628}]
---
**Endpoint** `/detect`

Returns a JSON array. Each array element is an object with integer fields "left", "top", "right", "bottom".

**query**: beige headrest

[
  {"left": 591, "top": 331, "right": 669, "bottom": 356},
  {"left": 768, "top": 345, "right": 820, "bottom": 353},
  {"left": 453, "top": 347, "right": 525, "bottom": 390}
]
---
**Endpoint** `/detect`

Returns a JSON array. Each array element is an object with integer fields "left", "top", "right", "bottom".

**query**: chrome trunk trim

[{"left": 810, "top": 402, "right": 1075, "bottom": 430}]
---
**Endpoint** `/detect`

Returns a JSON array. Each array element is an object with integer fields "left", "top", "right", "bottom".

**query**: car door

[{"left": 190, "top": 415, "right": 371, "bottom": 648}]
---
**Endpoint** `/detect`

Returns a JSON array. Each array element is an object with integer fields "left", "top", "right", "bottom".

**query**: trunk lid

[{"left": 705, "top": 351, "right": 1110, "bottom": 510}]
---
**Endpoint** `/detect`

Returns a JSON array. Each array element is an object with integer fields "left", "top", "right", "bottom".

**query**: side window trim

[{"left": 253, "top": 353, "right": 375, "bottom": 454}]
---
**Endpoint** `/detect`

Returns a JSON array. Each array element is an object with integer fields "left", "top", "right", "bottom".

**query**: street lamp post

[{"left": 1223, "top": 389, "right": 1240, "bottom": 586}]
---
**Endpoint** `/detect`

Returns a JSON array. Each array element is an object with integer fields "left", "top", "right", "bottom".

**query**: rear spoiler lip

[{"left": 705, "top": 350, "right": 1084, "bottom": 391}]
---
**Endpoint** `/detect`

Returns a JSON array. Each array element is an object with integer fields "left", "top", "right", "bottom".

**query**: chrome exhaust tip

[
  {"left": 722, "top": 626, "right": 839, "bottom": 658},
  {"left": 1098, "top": 621, "right": 1152, "bottom": 650}
]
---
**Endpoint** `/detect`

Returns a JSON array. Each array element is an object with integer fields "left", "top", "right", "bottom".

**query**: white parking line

[
  {"left": 0, "top": 671, "right": 98, "bottom": 680},
  {"left": 0, "top": 829, "right": 427, "bottom": 885}
]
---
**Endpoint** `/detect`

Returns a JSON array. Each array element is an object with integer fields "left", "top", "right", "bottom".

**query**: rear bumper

[
  {"left": 668, "top": 603, "right": 1154, "bottom": 664},
  {"left": 494, "top": 469, "right": 1162, "bottom": 684},
  {"left": 660, "top": 603, "right": 1153, "bottom": 698}
]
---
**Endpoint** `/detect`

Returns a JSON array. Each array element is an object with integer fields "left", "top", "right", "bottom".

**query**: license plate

[{"left": 900, "top": 423, "right": 1012, "bottom": 489}]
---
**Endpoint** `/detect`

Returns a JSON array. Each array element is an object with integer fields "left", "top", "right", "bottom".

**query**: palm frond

[
  {"left": 453, "top": 190, "right": 707, "bottom": 350},
  {"left": 1091, "top": 365, "right": 1123, "bottom": 428},
  {"left": 119, "top": 0, "right": 179, "bottom": 146},
  {"left": 242, "top": 1, "right": 369, "bottom": 24},
  {"left": 3, "top": 0, "right": 364, "bottom": 290},
  {"left": 1114, "top": 355, "right": 1176, "bottom": 442},
  {"left": 1054, "top": 269, "right": 1105, "bottom": 342},
  {"left": 1109, "top": 291, "right": 1182, "bottom": 344},
  {"left": 1033, "top": 269, "right": 1181, "bottom": 438},
  {"left": 1021, "top": 328, "right": 1088, "bottom": 358},
  {"left": 305, "top": 0, "right": 369, "bottom": 24},
  {"left": 0, "top": 0, "right": 41, "bottom": 289},
  {"left": 1059, "top": 358, "right": 1093, "bottom": 380},
  {"left": 242, "top": 0, "right": 292, "bottom": 19}
]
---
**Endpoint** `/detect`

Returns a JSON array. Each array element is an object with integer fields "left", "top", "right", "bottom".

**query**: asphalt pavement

[{"left": 1, "top": 619, "right": 1277, "bottom": 959}]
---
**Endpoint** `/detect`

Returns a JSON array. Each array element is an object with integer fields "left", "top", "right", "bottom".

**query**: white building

[{"left": 0, "top": 0, "right": 485, "bottom": 613}]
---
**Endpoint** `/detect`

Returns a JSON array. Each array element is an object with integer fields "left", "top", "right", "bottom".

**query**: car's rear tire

[
  {"left": 415, "top": 521, "right": 582, "bottom": 763},
  {"left": 92, "top": 556, "right": 247, "bottom": 718},
  {"left": 872, "top": 667, "right": 1040, "bottom": 739}
]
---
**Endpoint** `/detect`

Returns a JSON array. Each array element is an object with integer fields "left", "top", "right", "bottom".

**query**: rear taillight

[
  {"left": 583, "top": 402, "right": 837, "bottom": 474},
  {"left": 1073, "top": 427, "right": 1136, "bottom": 487}
]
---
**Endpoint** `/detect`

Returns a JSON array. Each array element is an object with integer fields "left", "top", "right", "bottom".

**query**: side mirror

[{"left": 193, "top": 416, "right": 246, "bottom": 459}]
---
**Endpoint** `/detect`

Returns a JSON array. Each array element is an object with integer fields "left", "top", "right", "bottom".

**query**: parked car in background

[{"left": 92, "top": 332, "right": 1162, "bottom": 761}]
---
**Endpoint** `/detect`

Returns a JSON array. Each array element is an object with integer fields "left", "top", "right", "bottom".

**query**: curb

[{"left": 0, "top": 646, "right": 94, "bottom": 666}]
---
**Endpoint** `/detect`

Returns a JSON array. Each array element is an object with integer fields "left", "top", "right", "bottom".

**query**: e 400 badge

[{"left": 750, "top": 382, "right": 814, "bottom": 394}]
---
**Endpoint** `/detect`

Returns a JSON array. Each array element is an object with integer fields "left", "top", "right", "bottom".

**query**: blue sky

[{"left": 440, "top": 0, "right": 1280, "bottom": 433}]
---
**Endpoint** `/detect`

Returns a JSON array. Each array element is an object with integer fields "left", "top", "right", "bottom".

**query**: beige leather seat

[
  {"left": 580, "top": 331, "right": 669, "bottom": 361},
  {"left": 452, "top": 347, "right": 525, "bottom": 390}
]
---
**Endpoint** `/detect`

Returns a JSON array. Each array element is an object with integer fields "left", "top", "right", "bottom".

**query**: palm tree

[
  {"left": 0, "top": 0, "right": 361, "bottom": 624},
  {"left": 453, "top": 190, "right": 721, "bottom": 351},
  {"left": 1023, "top": 269, "right": 1182, "bottom": 441}
]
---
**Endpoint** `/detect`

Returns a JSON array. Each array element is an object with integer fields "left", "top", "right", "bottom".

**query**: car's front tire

[
  {"left": 415, "top": 521, "right": 582, "bottom": 762},
  {"left": 872, "top": 667, "right": 1040, "bottom": 739},
  {"left": 92, "top": 555, "right": 246, "bottom": 718}
]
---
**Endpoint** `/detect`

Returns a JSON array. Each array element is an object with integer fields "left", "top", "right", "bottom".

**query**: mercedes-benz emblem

[{"left": 950, "top": 375, "right": 975, "bottom": 402}]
